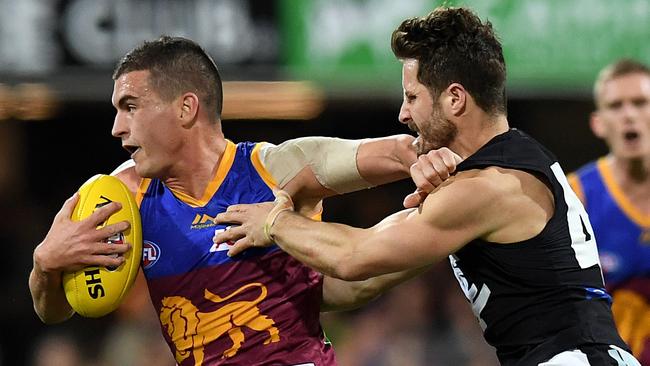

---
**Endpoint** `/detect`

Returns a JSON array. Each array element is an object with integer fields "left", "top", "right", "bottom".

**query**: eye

[
  {"left": 606, "top": 101, "right": 622, "bottom": 111},
  {"left": 126, "top": 104, "right": 136, "bottom": 112},
  {"left": 632, "top": 98, "right": 648, "bottom": 108},
  {"left": 405, "top": 94, "right": 416, "bottom": 103}
]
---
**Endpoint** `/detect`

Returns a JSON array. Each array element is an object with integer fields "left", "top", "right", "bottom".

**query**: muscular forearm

[
  {"left": 29, "top": 252, "right": 74, "bottom": 324},
  {"left": 356, "top": 134, "right": 416, "bottom": 186},
  {"left": 267, "top": 206, "right": 431, "bottom": 282},
  {"left": 269, "top": 211, "right": 371, "bottom": 281},
  {"left": 218, "top": 199, "right": 426, "bottom": 279}
]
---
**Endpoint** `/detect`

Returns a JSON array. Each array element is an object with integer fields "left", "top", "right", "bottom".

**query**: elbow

[
  {"left": 328, "top": 254, "right": 374, "bottom": 282},
  {"left": 324, "top": 235, "right": 378, "bottom": 281},
  {"left": 36, "top": 310, "right": 70, "bottom": 325},
  {"left": 35, "top": 310, "right": 59, "bottom": 325},
  {"left": 38, "top": 315, "right": 63, "bottom": 325},
  {"left": 33, "top": 304, "right": 74, "bottom": 325}
]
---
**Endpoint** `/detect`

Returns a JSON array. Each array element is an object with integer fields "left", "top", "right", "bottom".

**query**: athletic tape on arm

[{"left": 258, "top": 137, "right": 373, "bottom": 194}]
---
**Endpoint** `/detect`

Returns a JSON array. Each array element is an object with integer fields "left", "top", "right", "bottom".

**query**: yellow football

[{"left": 62, "top": 174, "right": 142, "bottom": 317}]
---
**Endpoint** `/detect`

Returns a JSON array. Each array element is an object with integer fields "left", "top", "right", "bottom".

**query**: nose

[
  {"left": 111, "top": 112, "right": 128, "bottom": 138},
  {"left": 619, "top": 103, "right": 640, "bottom": 125},
  {"left": 398, "top": 101, "right": 411, "bottom": 125}
]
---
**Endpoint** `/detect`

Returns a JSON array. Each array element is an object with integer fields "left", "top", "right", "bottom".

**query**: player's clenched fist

[{"left": 403, "top": 147, "right": 463, "bottom": 208}]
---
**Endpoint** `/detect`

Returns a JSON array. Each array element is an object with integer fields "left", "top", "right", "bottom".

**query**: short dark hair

[
  {"left": 593, "top": 58, "right": 650, "bottom": 106},
  {"left": 391, "top": 7, "right": 506, "bottom": 115},
  {"left": 113, "top": 36, "right": 223, "bottom": 120}
]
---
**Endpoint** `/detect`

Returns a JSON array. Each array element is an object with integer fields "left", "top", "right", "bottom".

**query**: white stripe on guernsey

[
  {"left": 110, "top": 159, "right": 135, "bottom": 176},
  {"left": 608, "top": 345, "right": 642, "bottom": 366},
  {"left": 538, "top": 349, "right": 590, "bottom": 365},
  {"left": 550, "top": 163, "right": 600, "bottom": 269},
  {"left": 538, "top": 345, "right": 641, "bottom": 366}
]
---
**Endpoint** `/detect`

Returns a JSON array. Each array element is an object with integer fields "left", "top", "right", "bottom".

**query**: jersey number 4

[{"left": 551, "top": 163, "right": 600, "bottom": 269}]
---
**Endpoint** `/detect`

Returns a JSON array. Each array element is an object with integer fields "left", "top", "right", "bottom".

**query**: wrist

[
  {"left": 33, "top": 242, "right": 59, "bottom": 275},
  {"left": 263, "top": 191, "right": 294, "bottom": 243},
  {"left": 266, "top": 208, "right": 292, "bottom": 242},
  {"left": 395, "top": 134, "right": 417, "bottom": 173}
]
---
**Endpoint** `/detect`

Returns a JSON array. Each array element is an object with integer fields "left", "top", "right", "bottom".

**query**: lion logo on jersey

[{"left": 159, "top": 283, "right": 280, "bottom": 365}]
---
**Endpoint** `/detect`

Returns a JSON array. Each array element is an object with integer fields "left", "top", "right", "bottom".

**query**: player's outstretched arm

[
  {"left": 215, "top": 173, "right": 500, "bottom": 281},
  {"left": 254, "top": 140, "right": 461, "bottom": 309},
  {"left": 262, "top": 136, "right": 461, "bottom": 211},
  {"left": 29, "top": 193, "right": 130, "bottom": 323},
  {"left": 260, "top": 135, "right": 416, "bottom": 201}
]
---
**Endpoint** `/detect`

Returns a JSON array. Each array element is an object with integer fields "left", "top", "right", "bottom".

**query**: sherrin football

[{"left": 62, "top": 174, "right": 142, "bottom": 317}]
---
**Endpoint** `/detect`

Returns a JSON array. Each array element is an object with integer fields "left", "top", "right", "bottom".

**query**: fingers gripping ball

[{"left": 62, "top": 174, "right": 142, "bottom": 317}]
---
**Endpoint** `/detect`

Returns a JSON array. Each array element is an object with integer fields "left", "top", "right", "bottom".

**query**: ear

[
  {"left": 445, "top": 83, "right": 467, "bottom": 117},
  {"left": 589, "top": 111, "right": 606, "bottom": 139},
  {"left": 179, "top": 92, "right": 200, "bottom": 127}
]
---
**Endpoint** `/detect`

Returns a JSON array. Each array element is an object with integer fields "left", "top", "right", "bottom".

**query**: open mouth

[{"left": 623, "top": 131, "right": 639, "bottom": 142}]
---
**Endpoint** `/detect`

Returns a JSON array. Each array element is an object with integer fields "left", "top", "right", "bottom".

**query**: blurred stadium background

[{"left": 1, "top": 0, "right": 649, "bottom": 365}]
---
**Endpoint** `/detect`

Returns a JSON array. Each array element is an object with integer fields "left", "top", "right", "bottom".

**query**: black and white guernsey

[{"left": 451, "top": 128, "right": 628, "bottom": 365}]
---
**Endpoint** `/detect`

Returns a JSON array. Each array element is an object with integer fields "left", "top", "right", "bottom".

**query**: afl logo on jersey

[{"left": 142, "top": 240, "right": 161, "bottom": 269}]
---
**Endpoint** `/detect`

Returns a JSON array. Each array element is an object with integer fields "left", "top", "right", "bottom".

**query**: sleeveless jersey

[
  {"left": 137, "top": 141, "right": 336, "bottom": 366},
  {"left": 450, "top": 129, "right": 628, "bottom": 365},
  {"left": 567, "top": 158, "right": 650, "bottom": 288},
  {"left": 568, "top": 158, "right": 650, "bottom": 363}
]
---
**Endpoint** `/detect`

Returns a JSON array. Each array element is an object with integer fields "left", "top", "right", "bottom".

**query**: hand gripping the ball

[
  {"left": 34, "top": 192, "right": 131, "bottom": 275},
  {"left": 33, "top": 174, "right": 143, "bottom": 318}
]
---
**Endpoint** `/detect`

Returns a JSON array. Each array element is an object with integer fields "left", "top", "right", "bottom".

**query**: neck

[
  {"left": 607, "top": 155, "right": 650, "bottom": 214},
  {"left": 164, "top": 124, "right": 227, "bottom": 199},
  {"left": 452, "top": 113, "right": 509, "bottom": 159},
  {"left": 610, "top": 155, "right": 650, "bottom": 184}
]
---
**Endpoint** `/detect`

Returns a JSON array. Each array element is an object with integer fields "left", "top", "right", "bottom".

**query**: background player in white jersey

[
  {"left": 568, "top": 59, "right": 650, "bottom": 364},
  {"left": 214, "top": 7, "right": 641, "bottom": 366}
]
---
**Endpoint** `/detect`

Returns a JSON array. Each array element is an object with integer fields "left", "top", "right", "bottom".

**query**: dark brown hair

[
  {"left": 391, "top": 7, "right": 506, "bottom": 115},
  {"left": 113, "top": 36, "right": 223, "bottom": 120}
]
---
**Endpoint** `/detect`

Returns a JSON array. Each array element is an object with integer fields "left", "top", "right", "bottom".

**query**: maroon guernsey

[{"left": 136, "top": 141, "right": 337, "bottom": 366}]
